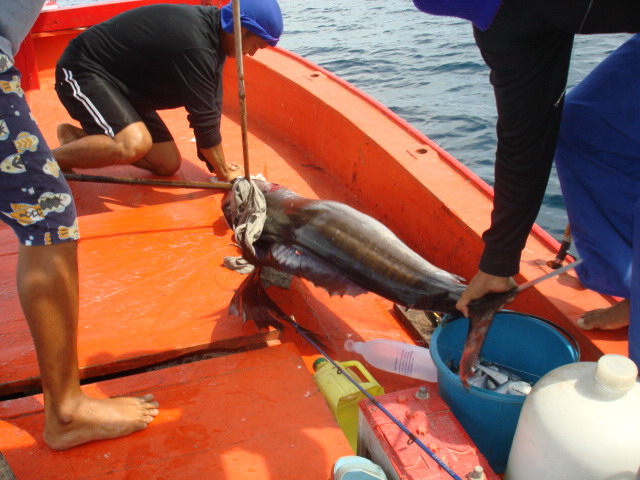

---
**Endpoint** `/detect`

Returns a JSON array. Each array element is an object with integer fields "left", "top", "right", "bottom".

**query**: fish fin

[
  {"left": 269, "top": 244, "right": 367, "bottom": 297},
  {"left": 458, "top": 288, "right": 517, "bottom": 388},
  {"left": 229, "top": 269, "right": 285, "bottom": 331},
  {"left": 228, "top": 267, "right": 329, "bottom": 349}
]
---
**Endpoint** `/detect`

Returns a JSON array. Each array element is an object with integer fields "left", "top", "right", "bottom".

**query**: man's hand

[
  {"left": 199, "top": 144, "right": 244, "bottom": 182},
  {"left": 220, "top": 163, "right": 243, "bottom": 182},
  {"left": 456, "top": 270, "right": 516, "bottom": 317}
]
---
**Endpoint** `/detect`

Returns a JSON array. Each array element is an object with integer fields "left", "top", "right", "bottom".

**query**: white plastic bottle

[
  {"left": 505, "top": 354, "right": 640, "bottom": 479},
  {"left": 344, "top": 338, "right": 438, "bottom": 382}
]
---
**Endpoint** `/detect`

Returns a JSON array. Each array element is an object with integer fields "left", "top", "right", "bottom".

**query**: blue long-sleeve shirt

[
  {"left": 412, "top": 0, "right": 502, "bottom": 31},
  {"left": 0, "top": 0, "right": 46, "bottom": 60}
]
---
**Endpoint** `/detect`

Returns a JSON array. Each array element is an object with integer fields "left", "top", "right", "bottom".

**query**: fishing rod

[
  {"left": 63, "top": 172, "right": 232, "bottom": 191},
  {"left": 282, "top": 315, "right": 464, "bottom": 480}
]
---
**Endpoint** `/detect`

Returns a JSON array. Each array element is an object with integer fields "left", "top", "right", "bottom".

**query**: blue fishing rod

[{"left": 283, "top": 315, "right": 464, "bottom": 480}]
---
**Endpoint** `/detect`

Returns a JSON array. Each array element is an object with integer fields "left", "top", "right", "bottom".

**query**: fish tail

[
  {"left": 459, "top": 289, "right": 517, "bottom": 388},
  {"left": 413, "top": 289, "right": 464, "bottom": 314}
]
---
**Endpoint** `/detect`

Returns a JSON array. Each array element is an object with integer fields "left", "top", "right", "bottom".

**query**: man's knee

[
  {"left": 145, "top": 159, "right": 180, "bottom": 177},
  {"left": 113, "top": 124, "right": 153, "bottom": 164},
  {"left": 137, "top": 141, "right": 182, "bottom": 176}
]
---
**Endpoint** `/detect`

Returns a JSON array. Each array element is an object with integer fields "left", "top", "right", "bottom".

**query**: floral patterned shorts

[{"left": 0, "top": 53, "right": 79, "bottom": 246}]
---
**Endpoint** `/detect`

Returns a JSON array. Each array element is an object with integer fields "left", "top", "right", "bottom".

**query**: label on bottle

[{"left": 393, "top": 350, "right": 415, "bottom": 377}]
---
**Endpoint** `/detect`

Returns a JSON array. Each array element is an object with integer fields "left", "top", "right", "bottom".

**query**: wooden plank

[
  {"left": 392, "top": 305, "right": 441, "bottom": 348},
  {"left": 0, "top": 343, "right": 353, "bottom": 479},
  {"left": 0, "top": 197, "right": 271, "bottom": 396}
]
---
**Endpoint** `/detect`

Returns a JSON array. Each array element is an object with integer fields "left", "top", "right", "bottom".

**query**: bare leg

[
  {"left": 577, "top": 298, "right": 630, "bottom": 331},
  {"left": 17, "top": 242, "right": 159, "bottom": 450},
  {"left": 133, "top": 140, "right": 181, "bottom": 176},
  {"left": 55, "top": 123, "right": 180, "bottom": 176},
  {"left": 55, "top": 124, "right": 87, "bottom": 173},
  {"left": 57, "top": 123, "right": 87, "bottom": 146},
  {"left": 52, "top": 122, "right": 152, "bottom": 171}
]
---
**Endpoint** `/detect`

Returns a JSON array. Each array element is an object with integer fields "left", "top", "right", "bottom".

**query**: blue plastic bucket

[{"left": 429, "top": 311, "right": 579, "bottom": 473}]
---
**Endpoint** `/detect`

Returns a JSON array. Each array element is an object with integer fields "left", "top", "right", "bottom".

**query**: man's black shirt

[{"left": 60, "top": 4, "right": 226, "bottom": 148}]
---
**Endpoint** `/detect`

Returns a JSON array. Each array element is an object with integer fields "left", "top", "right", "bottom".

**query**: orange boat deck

[
  {"left": 0, "top": 343, "right": 358, "bottom": 479},
  {"left": 0, "top": 40, "right": 422, "bottom": 478},
  {"left": 0, "top": 2, "right": 628, "bottom": 477}
]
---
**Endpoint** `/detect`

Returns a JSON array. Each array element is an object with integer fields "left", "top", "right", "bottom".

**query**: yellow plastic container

[{"left": 312, "top": 358, "right": 384, "bottom": 452}]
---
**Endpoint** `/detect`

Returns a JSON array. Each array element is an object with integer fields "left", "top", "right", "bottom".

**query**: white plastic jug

[{"left": 505, "top": 354, "right": 640, "bottom": 480}]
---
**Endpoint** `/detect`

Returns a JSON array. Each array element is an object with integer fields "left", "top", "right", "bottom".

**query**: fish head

[{"left": 222, "top": 177, "right": 282, "bottom": 229}]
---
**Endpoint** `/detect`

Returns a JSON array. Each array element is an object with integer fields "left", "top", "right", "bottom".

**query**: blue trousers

[{"left": 555, "top": 34, "right": 640, "bottom": 367}]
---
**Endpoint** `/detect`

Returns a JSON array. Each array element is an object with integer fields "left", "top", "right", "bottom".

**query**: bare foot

[
  {"left": 577, "top": 298, "right": 630, "bottom": 331},
  {"left": 56, "top": 123, "right": 87, "bottom": 146},
  {"left": 43, "top": 393, "right": 159, "bottom": 450}
]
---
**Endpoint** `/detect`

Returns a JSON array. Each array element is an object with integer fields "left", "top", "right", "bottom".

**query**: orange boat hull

[{"left": 0, "top": 1, "right": 627, "bottom": 478}]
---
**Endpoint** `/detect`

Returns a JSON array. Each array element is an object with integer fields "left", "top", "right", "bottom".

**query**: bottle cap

[
  {"left": 595, "top": 354, "right": 638, "bottom": 393},
  {"left": 344, "top": 339, "right": 356, "bottom": 352},
  {"left": 312, "top": 357, "right": 328, "bottom": 371}
]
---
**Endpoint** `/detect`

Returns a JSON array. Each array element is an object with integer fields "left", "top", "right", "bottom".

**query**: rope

[{"left": 0, "top": 452, "right": 16, "bottom": 480}]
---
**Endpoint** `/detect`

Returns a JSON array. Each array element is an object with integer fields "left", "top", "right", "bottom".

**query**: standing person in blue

[
  {"left": 554, "top": 35, "right": 640, "bottom": 363},
  {"left": 52, "top": 0, "right": 283, "bottom": 181},
  {"left": 410, "top": 1, "right": 640, "bottom": 366},
  {"left": 0, "top": 1, "right": 159, "bottom": 450}
]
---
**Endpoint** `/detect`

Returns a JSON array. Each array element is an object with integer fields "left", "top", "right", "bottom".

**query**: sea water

[{"left": 55, "top": 0, "right": 632, "bottom": 239}]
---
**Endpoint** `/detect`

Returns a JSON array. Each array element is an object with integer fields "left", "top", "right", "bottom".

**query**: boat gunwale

[{"left": 263, "top": 45, "right": 566, "bottom": 256}]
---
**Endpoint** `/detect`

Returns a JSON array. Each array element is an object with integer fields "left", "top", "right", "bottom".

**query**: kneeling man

[{"left": 53, "top": 0, "right": 283, "bottom": 181}]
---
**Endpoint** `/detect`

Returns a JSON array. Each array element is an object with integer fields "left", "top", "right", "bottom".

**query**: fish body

[
  {"left": 223, "top": 179, "right": 515, "bottom": 385},
  {"left": 236, "top": 180, "right": 467, "bottom": 311}
]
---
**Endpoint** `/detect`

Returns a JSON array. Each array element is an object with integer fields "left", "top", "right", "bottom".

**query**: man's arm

[
  {"left": 456, "top": 19, "right": 578, "bottom": 313},
  {"left": 199, "top": 142, "right": 242, "bottom": 182}
]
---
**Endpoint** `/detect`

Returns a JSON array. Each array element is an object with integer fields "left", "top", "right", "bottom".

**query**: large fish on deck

[{"left": 222, "top": 179, "right": 516, "bottom": 386}]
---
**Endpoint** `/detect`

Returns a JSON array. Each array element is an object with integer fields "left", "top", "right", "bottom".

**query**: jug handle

[{"left": 340, "top": 360, "right": 380, "bottom": 386}]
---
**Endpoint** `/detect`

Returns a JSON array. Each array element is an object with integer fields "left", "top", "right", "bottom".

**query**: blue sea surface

[{"left": 56, "top": 0, "right": 632, "bottom": 238}]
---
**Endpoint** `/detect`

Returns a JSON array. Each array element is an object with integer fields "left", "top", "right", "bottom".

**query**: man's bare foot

[
  {"left": 56, "top": 123, "right": 87, "bottom": 146},
  {"left": 577, "top": 298, "right": 630, "bottom": 331},
  {"left": 43, "top": 393, "right": 159, "bottom": 450}
]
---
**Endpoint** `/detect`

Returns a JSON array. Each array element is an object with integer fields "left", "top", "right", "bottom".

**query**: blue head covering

[{"left": 220, "top": 0, "right": 283, "bottom": 47}]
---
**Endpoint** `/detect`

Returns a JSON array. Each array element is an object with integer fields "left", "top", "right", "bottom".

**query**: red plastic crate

[{"left": 357, "top": 384, "right": 499, "bottom": 480}]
